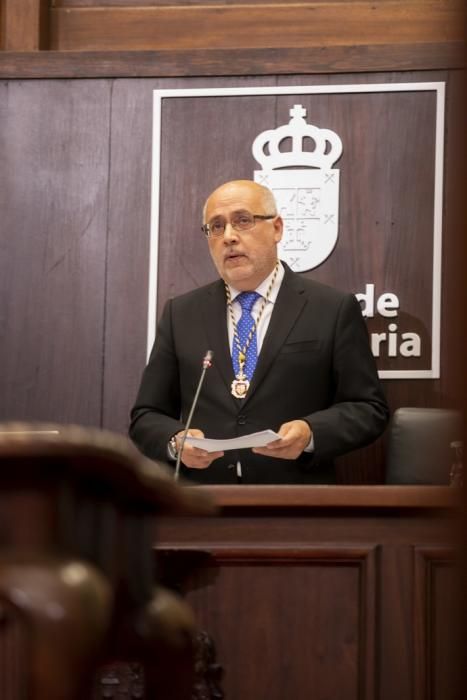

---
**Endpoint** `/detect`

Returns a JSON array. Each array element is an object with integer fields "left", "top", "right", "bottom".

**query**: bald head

[{"left": 203, "top": 180, "right": 277, "bottom": 223}]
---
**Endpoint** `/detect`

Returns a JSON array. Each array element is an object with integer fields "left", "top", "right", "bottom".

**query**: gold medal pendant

[
  {"left": 231, "top": 375, "right": 250, "bottom": 399},
  {"left": 231, "top": 354, "right": 249, "bottom": 398}
]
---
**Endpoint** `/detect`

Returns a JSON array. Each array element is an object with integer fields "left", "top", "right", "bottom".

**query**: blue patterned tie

[{"left": 232, "top": 291, "right": 261, "bottom": 381}]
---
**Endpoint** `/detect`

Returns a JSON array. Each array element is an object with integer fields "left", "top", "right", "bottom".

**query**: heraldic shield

[{"left": 252, "top": 104, "right": 343, "bottom": 272}]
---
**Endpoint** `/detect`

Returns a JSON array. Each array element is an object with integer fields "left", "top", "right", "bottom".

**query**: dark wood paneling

[
  {"left": 0, "top": 45, "right": 464, "bottom": 79},
  {"left": 102, "top": 78, "right": 157, "bottom": 434},
  {"left": 0, "top": 80, "right": 111, "bottom": 425},
  {"left": 439, "top": 69, "right": 465, "bottom": 411},
  {"left": 48, "top": 3, "right": 464, "bottom": 52}
]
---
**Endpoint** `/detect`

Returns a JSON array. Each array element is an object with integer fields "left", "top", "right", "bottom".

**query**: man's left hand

[{"left": 252, "top": 420, "right": 312, "bottom": 460}]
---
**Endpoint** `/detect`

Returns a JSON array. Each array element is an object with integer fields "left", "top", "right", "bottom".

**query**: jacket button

[{"left": 237, "top": 415, "right": 247, "bottom": 425}]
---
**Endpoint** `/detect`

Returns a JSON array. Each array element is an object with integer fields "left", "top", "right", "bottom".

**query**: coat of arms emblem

[{"left": 252, "top": 104, "right": 343, "bottom": 272}]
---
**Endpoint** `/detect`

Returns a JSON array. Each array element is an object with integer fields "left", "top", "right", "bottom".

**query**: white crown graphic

[{"left": 252, "top": 104, "right": 342, "bottom": 170}]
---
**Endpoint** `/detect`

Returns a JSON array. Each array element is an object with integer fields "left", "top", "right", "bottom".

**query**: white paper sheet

[{"left": 184, "top": 429, "right": 281, "bottom": 453}]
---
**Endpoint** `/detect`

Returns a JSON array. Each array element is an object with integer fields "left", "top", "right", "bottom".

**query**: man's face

[{"left": 204, "top": 181, "right": 283, "bottom": 291}]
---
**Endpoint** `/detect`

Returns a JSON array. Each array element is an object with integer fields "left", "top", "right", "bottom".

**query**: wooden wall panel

[
  {"left": 0, "top": 80, "right": 111, "bottom": 425},
  {"left": 102, "top": 78, "right": 157, "bottom": 434},
  {"left": 439, "top": 69, "right": 465, "bottom": 410},
  {"left": 48, "top": 2, "right": 464, "bottom": 52}
]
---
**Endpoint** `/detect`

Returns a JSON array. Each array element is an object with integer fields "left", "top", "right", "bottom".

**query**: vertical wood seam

[{"left": 100, "top": 79, "right": 114, "bottom": 428}]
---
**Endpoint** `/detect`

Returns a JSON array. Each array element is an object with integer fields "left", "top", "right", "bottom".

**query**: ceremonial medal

[
  {"left": 230, "top": 351, "right": 249, "bottom": 398},
  {"left": 226, "top": 261, "right": 279, "bottom": 400},
  {"left": 231, "top": 352, "right": 250, "bottom": 398},
  {"left": 231, "top": 376, "right": 250, "bottom": 399}
]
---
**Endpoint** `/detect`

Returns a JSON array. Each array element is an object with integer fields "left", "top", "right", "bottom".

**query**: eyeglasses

[{"left": 201, "top": 212, "right": 276, "bottom": 238}]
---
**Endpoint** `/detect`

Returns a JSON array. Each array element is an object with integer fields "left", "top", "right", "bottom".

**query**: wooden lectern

[{"left": 0, "top": 424, "right": 213, "bottom": 700}]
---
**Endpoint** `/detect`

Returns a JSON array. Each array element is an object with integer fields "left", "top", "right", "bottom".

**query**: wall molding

[{"left": 0, "top": 43, "right": 464, "bottom": 79}]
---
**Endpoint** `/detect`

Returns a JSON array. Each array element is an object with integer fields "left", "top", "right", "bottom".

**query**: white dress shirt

[{"left": 226, "top": 261, "right": 285, "bottom": 352}]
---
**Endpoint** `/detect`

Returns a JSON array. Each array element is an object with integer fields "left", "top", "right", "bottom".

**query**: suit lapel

[
  {"left": 201, "top": 280, "right": 238, "bottom": 403},
  {"left": 242, "top": 267, "right": 307, "bottom": 407}
]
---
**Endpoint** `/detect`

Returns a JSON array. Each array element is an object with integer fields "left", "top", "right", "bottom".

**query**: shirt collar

[{"left": 228, "top": 261, "right": 285, "bottom": 304}]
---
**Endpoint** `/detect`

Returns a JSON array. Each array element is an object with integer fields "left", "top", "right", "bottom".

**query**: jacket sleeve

[
  {"left": 303, "top": 293, "right": 389, "bottom": 460},
  {"left": 129, "top": 299, "right": 184, "bottom": 462}
]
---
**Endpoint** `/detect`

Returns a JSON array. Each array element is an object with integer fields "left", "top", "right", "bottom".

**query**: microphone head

[{"left": 203, "top": 350, "right": 214, "bottom": 368}]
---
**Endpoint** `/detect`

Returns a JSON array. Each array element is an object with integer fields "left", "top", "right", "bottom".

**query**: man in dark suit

[{"left": 129, "top": 180, "right": 389, "bottom": 484}]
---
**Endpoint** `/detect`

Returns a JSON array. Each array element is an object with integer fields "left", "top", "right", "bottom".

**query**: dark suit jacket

[{"left": 129, "top": 264, "right": 389, "bottom": 484}]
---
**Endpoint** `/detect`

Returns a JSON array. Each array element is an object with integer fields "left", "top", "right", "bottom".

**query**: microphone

[{"left": 174, "top": 350, "right": 213, "bottom": 480}]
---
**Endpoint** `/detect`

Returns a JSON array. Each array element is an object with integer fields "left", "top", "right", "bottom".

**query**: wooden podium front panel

[
  {"left": 186, "top": 545, "right": 375, "bottom": 699},
  {"left": 157, "top": 486, "right": 460, "bottom": 700},
  {"left": 414, "top": 548, "right": 461, "bottom": 700}
]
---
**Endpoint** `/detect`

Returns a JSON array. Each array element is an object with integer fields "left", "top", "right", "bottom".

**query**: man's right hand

[{"left": 175, "top": 428, "right": 224, "bottom": 469}]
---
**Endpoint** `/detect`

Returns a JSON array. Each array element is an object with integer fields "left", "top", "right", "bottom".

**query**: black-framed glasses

[{"left": 201, "top": 212, "right": 276, "bottom": 238}]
